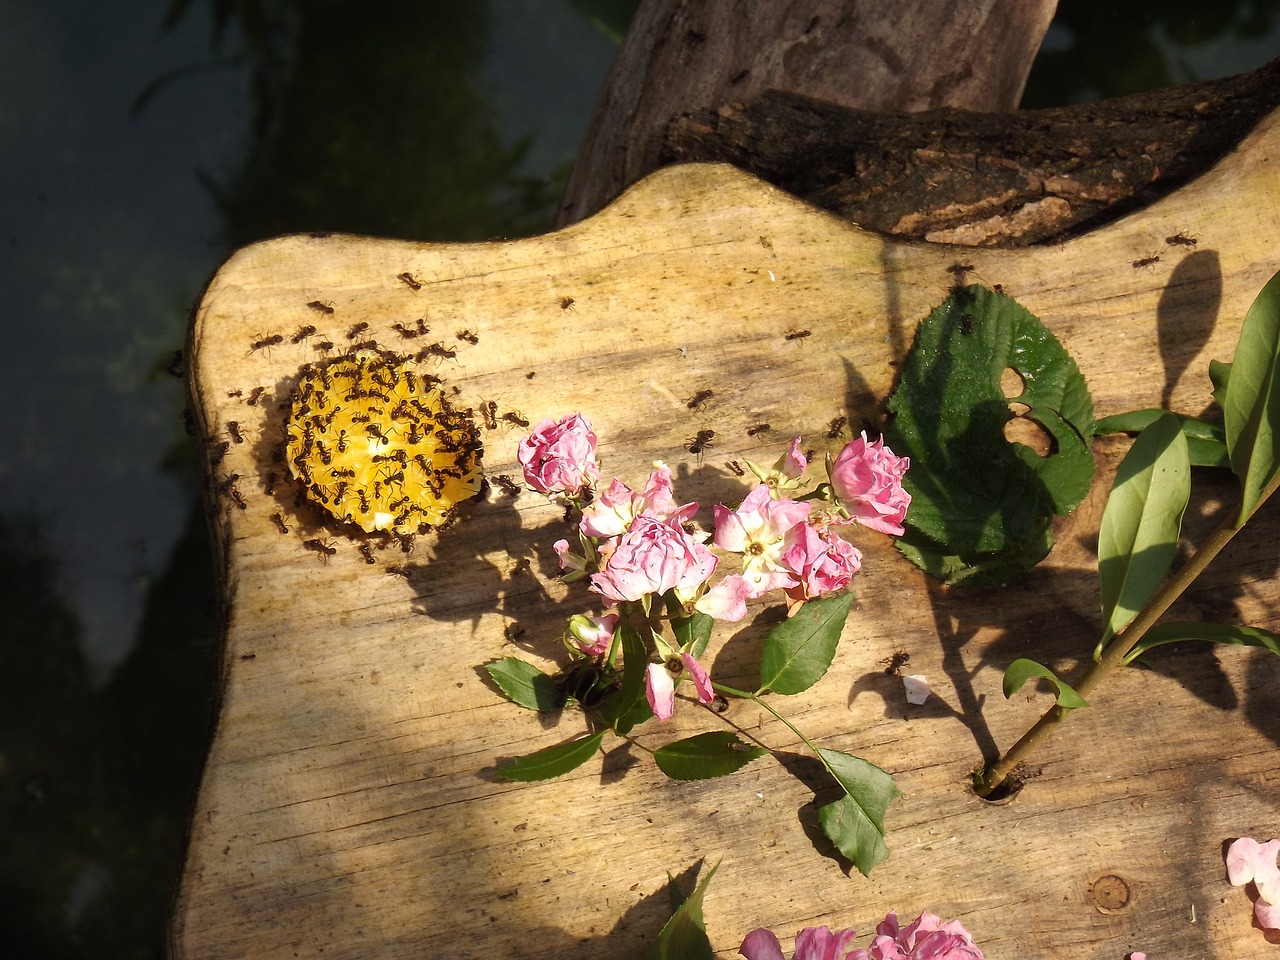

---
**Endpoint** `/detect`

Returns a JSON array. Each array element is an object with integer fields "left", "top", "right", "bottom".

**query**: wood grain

[{"left": 173, "top": 108, "right": 1280, "bottom": 959}]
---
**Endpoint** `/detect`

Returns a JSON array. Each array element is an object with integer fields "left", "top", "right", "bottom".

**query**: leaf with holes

[
  {"left": 1002, "top": 657, "right": 1089, "bottom": 710},
  {"left": 886, "top": 285, "right": 1094, "bottom": 585}
]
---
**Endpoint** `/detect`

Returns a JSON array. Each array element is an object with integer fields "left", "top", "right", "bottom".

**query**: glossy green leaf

[
  {"left": 494, "top": 729, "right": 606, "bottom": 782},
  {"left": 600, "top": 619, "right": 650, "bottom": 735},
  {"left": 815, "top": 749, "right": 901, "bottom": 877},
  {"left": 886, "top": 285, "right": 1095, "bottom": 585},
  {"left": 1123, "top": 621, "right": 1280, "bottom": 664},
  {"left": 1001, "top": 657, "right": 1089, "bottom": 709},
  {"left": 646, "top": 862, "right": 718, "bottom": 960},
  {"left": 756, "top": 593, "right": 854, "bottom": 696},
  {"left": 1095, "top": 409, "right": 1229, "bottom": 469},
  {"left": 1225, "top": 268, "right": 1280, "bottom": 525},
  {"left": 671, "top": 610, "right": 715, "bottom": 659},
  {"left": 654, "top": 732, "right": 768, "bottom": 781},
  {"left": 485, "top": 657, "right": 562, "bottom": 712},
  {"left": 1097, "top": 413, "right": 1190, "bottom": 645},
  {"left": 1209, "top": 359, "right": 1232, "bottom": 410}
]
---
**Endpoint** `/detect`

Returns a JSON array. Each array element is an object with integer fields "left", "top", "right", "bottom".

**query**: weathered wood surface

[
  {"left": 174, "top": 107, "right": 1280, "bottom": 959},
  {"left": 554, "top": 0, "right": 1057, "bottom": 226}
]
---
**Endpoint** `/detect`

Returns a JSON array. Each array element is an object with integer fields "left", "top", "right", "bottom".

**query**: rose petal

[
  {"left": 739, "top": 929, "right": 786, "bottom": 960},
  {"left": 681, "top": 653, "right": 714, "bottom": 704},
  {"left": 645, "top": 662, "right": 675, "bottom": 721},
  {"left": 903, "top": 675, "right": 931, "bottom": 705}
]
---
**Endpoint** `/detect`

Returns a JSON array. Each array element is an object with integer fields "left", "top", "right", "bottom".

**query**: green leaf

[
  {"left": 1001, "top": 657, "right": 1089, "bottom": 709},
  {"left": 1094, "top": 410, "right": 1229, "bottom": 469},
  {"left": 756, "top": 593, "right": 854, "bottom": 695},
  {"left": 667, "top": 595, "right": 715, "bottom": 658},
  {"left": 1097, "top": 413, "right": 1190, "bottom": 645},
  {"left": 1225, "top": 268, "right": 1280, "bottom": 525},
  {"left": 885, "top": 285, "right": 1095, "bottom": 585},
  {"left": 814, "top": 749, "right": 901, "bottom": 877},
  {"left": 1209, "top": 359, "right": 1232, "bottom": 410},
  {"left": 485, "top": 657, "right": 563, "bottom": 712},
  {"left": 494, "top": 730, "right": 606, "bottom": 782},
  {"left": 1123, "top": 621, "right": 1280, "bottom": 664},
  {"left": 646, "top": 862, "right": 718, "bottom": 960},
  {"left": 654, "top": 732, "right": 768, "bottom": 781},
  {"left": 600, "top": 619, "right": 650, "bottom": 735}
]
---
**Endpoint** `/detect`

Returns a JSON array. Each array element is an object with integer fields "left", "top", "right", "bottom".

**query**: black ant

[
  {"left": 270, "top": 513, "right": 290, "bottom": 534},
  {"left": 493, "top": 475, "right": 520, "bottom": 496},
  {"left": 314, "top": 340, "right": 335, "bottom": 355},
  {"left": 725, "top": 460, "right": 745, "bottom": 477},
  {"left": 687, "top": 429, "right": 715, "bottom": 456},
  {"left": 303, "top": 538, "right": 338, "bottom": 561},
  {"left": 358, "top": 542, "right": 377, "bottom": 564},
  {"left": 397, "top": 272, "right": 423, "bottom": 290},
  {"left": 479, "top": 400, "right": 498, "bottom": 429},
  {"left": 881, "top": 651, "right": 911, "bottom": 676},
  {"left": 250, "top": 333, "right": 284, "bottom": 353},
  {"left": 416, "top": 342, "right": 456, "bottom": 361},
  {"left": 502, "top": 410, "right": 530, "bottom": 428},
  {"left": 456, "top": 329, "right": 479, "bottom": 345},
  {"left": 784, "top": 329, "right": 811, "bottom": 341},
  {"left": 685, "top": 389, "right": 713, "bottom": 410},
  {"left": 290, "top": 324, "right": 316, "bottom": 344},
  {"left": 827, "top": 415, "right": 847, "bottom": 438},
  {"left": 229, "top": 488, "right": 248, "bottom": 511},
  {"left": 246, "top": 386, "right": 267, "bottom": 406},
  {"left": 1165, "top": 232, "right": 1198, "bottom": 248},
  {"left": 746, "top": 422, "right": 771, "bottom": 437},
  {"left": 1132, "top": 254, "right": 1161, "bottom": 270},
  {"left": 226, "top": 421, "right": 244, "bottom": 444},
  {"left": 504, "top": 623, "right": 527, "bottom": 642},
  {"left": 307, "top": 300, "right": 335, "bottom": 315},
  {"left": 226, "top": 389, "right": 242, "bottom": 399},
  {"left": 558, "top": 296, "right": 575, "bottom": 310},
  {"left": 392, "top": 321, "right": 424, "bottom": 339},
  {"left": 346, "top": 321, "right": 370, "bottom": 340}
]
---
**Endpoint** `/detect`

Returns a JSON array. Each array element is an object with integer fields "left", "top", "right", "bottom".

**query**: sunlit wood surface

[{"left": 173, "top": 107, "right": 1280, "bottom": 960}]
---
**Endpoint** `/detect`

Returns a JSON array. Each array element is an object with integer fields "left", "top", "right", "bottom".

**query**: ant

[
  {"left": 417, "top": 342, "right": 456, "bottom": 361},
  {"left": 479, "top": 400, "right": 498, "bottom": 429},
  {"left": 397, "top": 272, "right": 423, "bottom": 290},
  {"left": 303, "top": 538, "right": 338, "bottom": 561},
  {"left": 784, "top": 329, "right": 811, "bottom": 341},
  {"left": 504, "top": 623, "right": 527, "bottom": 642},
  {"left": 314, "top": 340, "right": 335, "bottom": 355},
  {"left": 1165, "top": 232, "right": 1198, "bottom": 248},
  {"left": 226, "top": 421, "right": 244, "bottom": 444},
  {"left": 1132, "top": 254, "right": 1161, "bottom": 270},
  {"left": 946, "top": 261, "right": 974, "bottom": 284},
  {"left": 746, "top": 422, "right": 771, "bottom": 437},
  {"left": 346, "top": 321, "right": 370, "bottom": 340},
  {"left": 493, "top": 475, "right": 521, "bottom": 497},
  {"left": 229, "top": 488, "right": 248, "bottom": 511},
  {"left": 270, "top": 513, "right": 290, "bottom": 534},
  {"left": 501, "top": 410, "right": 530, "bottom": 428},
  {"left": 685, "top": 388, "right": 713, "bottom": 410},
  {"left": 881, "top": 651, "right": 911, "bottom": 676},
  {"left": 392, "top": 321, "right": 424, "bottom": 339},
  {"left": 827, "top": 415, "right": 847, "bottom": 438},
  {"left": 246, "top": 386, "right": 267, "bottom": 406},
  {"left": 725, "top": 460, "right": 745, "bottom": 477},
  {"left": 687, "top": 429, "right": 715, "bottom": 457},
  {"left": 290, "top": 324, "right": 317, "bottom": 344},
  {"left": 307, "top": 300, "right": 335, "bottom": 315},
  {"left": 557, "top": 296, "right": 575, "bottom": 310},
  {"left": 226, "top": 389, "right": 242, "bottom": 399},
  {"left": 960, "top": 313, "right": 974, "bottom": 335},
  {"left": 456, "top": 329, "right": 479, "bottom": 345},
  {"left": 358, "top": 542, "right": 377, "bottom": 564},
  {"left": 249, "top": 333, "right": 284, "bottom": 354}
]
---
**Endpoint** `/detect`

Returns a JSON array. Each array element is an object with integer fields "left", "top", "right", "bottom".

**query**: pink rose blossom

[
  {"left": 517, "top": 413, "right": 601, "bottom": 495},
  {"left": 565, "top": 613, "right": 618, "bottom": 657},
  {"left": 849, "top": 910, "right": 983, "bottom": 960},
  {"left": 745, "top": 436, "right": 809, "bottom": 493},
  {"left": 580, "top": 464, "right": 696, "bottom": 539},
  {"left": 829, "top": 432, "right": 911, "bottom": 536},
  {"left": 696, "top": 574, "right": 753, "bottom": 622},
  {"left": 714, "top": 484, "right": 811, "bottom": 597},
  {"left": 552, "top": 538, "right": 589, "bottom": 579},
  {"left": 645, "top": 653, "right": 713, "bottom": 721},
  {"left": 780, "top": 522, "right": 862, "bottom": 613},
  {"left": 1226, "top": 836, "right": 1280, "bottom": 933},
  {"left": 590, "top": 515, "right": 717, "bottom": 605},
  {"left": 740, "top": 926, "right": 860, "bottom": 960}
]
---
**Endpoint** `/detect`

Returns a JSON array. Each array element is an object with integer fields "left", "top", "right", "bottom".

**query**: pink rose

[
  {"left": 580, "top": 464, "right": 696, "bottom": 539},
  {"left": 589, "top": 515, "right": 717, "bottom": 605},
  {"left": 849, "top": 910, "right": 983, "bottom": 960},
  {"left": 645, "top": 653, "right": 713, "bottom": 721},
  {"left": 517, "top": 413, "right": 601, "bottom": 495},
  {"left": 565, "top": 613, "right": 618, "bottom": 657},
  {"left": 829, "top": 432, "right": 911, "bottom": 536},
  {"left": 714, "top": 484, "right": 811, "bottom": 597},
  {"left": 1226, "top": 836, "right": 1280, "bottom": 934},
  {"left": 740, "top": 926, "right": 860, "bottom": 960},
  {"left": 780, "top": 523, "right": 862, "bottom": 613}
]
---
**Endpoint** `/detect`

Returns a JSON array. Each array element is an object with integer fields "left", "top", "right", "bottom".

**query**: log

[
  {"left": 554, "top": 0, "right": 1057, "bottom": 227},
  {"left": 172, "top": 106, "right": 1280, "bottom": 959},
  {"left": 664, "top": 59, "right": 1280, "bottom": 245}
]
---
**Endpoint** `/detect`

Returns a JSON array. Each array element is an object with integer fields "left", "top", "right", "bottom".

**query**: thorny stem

[
  {"left": 712, "top": 682, "right": 839, "bottom": 783},
  {"left": 977, "top": 471, "right": 1280, "bottom": 798}
]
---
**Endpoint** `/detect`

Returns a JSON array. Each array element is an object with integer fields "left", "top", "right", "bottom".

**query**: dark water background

[{"left": 1, "top": 1, "right": 1278, "bottom": 955}]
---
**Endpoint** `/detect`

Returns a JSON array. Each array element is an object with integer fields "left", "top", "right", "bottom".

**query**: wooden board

[{"left": 173, "top": 107, "right": 1280, "bottom": 960}]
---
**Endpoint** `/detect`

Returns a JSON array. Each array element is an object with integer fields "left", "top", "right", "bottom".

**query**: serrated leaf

[
  {"left": 885, "top": 285, "right": 1094, "bottom": 585},
  {"left": 814, "top": 749, "right": 901, "bottom": 877},
  {"left": 1097, "top": 413, "right": 1190, "bottom": 644},
  {"left": 1094, "top": 409, "right": 1229, "bottom": 469},
  {"left": 1001, "top": 657, "right": 1089, "bottom": 709},
  {"left": 646, "top": 862, "right": 718, "bottom": 960},
  {"left": 1225, "top": 268, "right": 1280, "bottom": 525},
  {"left": 756, "top": 593, "right": 853, "bottom": 695},
  {"left": 600, "top": 619, "right": 649, "bottom": 735},
  {"left": 494, "top": 730, "right": 606, "bottom": 782},
  {"left": 1123, "top": 621, "right": 1280, "bottom": 664},
  {"left": 485, "top": 657, "right": 563, "bottom": 712},
  {"left": 654, "top": 732, "right": 768, "bottom": 781}
]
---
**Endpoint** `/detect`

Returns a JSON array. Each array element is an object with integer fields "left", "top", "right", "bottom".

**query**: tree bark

[
  {"left": 662, "top": 58, "right": 1280, "bottom": 245},
  {"left": 554, "top": 0, "right": 1058, "bottom": 227}
]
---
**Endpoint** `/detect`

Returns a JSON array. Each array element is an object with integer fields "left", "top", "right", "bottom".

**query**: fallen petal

[{"left": 903, "top": 674, "right": 931, "bottom": 705}]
